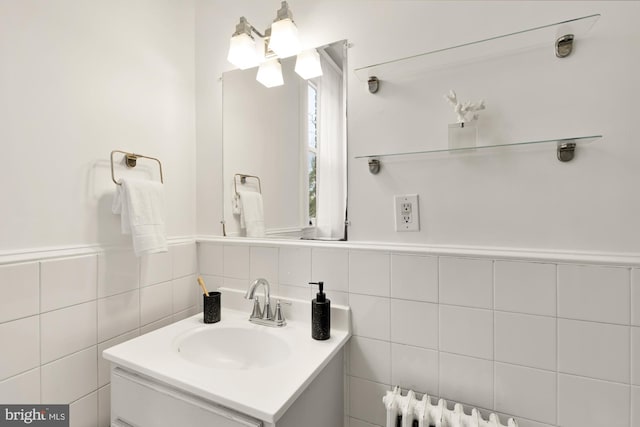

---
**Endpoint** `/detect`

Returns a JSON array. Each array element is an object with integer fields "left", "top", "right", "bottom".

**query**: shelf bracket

[
  {"left": 368, "top": 158, "right": 381, "bottom": 174},
  {"left": 368, "top": 76, "right": 380, "bottom": 94},
  {"left": 557, "top": 141, "right": 576, "bottom": 162},
  {"left": 555, "top": 34, "right": 574, "bottom": 58}
]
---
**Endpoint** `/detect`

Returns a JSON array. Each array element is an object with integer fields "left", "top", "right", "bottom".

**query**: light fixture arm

[
  {"left": 275, "top": 1, "right": 294, "bottom": 22},
  {"left": 232, "top": 16, "right": 267, "bottom": 39}
]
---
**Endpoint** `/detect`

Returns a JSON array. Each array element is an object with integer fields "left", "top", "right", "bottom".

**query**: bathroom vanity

[{"left": 103, "top": 290, "right": 351, "bottom": 427}]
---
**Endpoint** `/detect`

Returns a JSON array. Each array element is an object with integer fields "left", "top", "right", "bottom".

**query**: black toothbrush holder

[{"left": 203, "top": 291, "right": 221, "bottom": 323}]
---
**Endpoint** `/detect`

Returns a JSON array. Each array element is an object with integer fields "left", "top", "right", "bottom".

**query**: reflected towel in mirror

[{"left": 238, "top": 190, "right": 265, "bottom": 237}]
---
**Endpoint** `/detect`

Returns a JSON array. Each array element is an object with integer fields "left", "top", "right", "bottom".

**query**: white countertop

[{"left": 103, "top": 295, "right": 351, "bottom": 423}]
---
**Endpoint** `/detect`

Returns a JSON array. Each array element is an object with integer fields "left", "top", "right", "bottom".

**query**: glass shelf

[
  {"left": 355, "top": 135, "right": 602, "bottom": 171},
  {"left": 353, "top": 14, "right": 600, "bottom": 82}
]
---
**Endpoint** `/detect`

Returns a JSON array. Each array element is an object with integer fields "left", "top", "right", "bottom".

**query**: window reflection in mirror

[{"left": 222, "top": 40, "right": 347, "bottom": 240}]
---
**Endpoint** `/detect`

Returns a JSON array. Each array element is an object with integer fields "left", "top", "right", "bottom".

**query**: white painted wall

[
  {"left": 0, "top": 0, "right": 196, "bottom": 252},
  {"left": 195, "top": 0, "right": 640, "bottom": 254}
]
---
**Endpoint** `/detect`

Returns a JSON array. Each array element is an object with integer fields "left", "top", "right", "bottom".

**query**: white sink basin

[{"left": 174, "top": 326, "right": 290, "bottom": 370}]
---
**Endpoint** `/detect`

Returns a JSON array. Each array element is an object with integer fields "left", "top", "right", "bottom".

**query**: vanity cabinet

[
  {"left": 110, "top": 367, "right": 261, "bottom": 427},
  {"left": 104, "top": 299, "right": 351, "bottom": 427},
  {"left": 110, "top": 348, "right": 345, "bottom": 427}
]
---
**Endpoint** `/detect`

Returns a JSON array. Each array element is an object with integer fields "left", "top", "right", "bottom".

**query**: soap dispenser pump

[{"left": 309, "top": 281, "right": 330, "bottom": 340}]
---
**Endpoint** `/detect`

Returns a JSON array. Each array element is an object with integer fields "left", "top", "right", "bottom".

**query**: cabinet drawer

[{"left": 111, "top": 367, "right": 262, "bottom": 427}]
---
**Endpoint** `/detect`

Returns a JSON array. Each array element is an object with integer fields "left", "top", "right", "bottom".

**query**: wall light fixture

[{"left": 227, "top": 1, "right": 322, "bottom": 87}]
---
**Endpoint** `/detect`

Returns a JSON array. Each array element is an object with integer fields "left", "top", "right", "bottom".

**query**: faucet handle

[
  {"left": 250, "top": 297, "right": 263, "bottom": 319},
  {"left": 273, "top": 300, "right": 287, "bottom": 326}
]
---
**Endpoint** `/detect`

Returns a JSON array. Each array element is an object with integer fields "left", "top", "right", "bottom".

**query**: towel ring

[
  {"left": 234, "top": 174, "right": 262, "bottom": 196},
  {"left": 110, "top": 150, "right": 164, "bottom": 185}
]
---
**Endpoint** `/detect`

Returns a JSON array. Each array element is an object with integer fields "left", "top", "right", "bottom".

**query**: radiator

[{"left": 382, "top": 387, "right": 518, "bottom": 427}]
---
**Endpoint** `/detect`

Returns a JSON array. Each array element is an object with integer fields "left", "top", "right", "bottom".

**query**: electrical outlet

[{"left": 394, "top": 194, "right": 419, "bottom": 231}]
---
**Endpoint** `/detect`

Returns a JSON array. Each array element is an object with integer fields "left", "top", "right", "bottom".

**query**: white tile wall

[
  {"left": 494, "top": 311, "right": 556, "bottom": 371},
  {"left": 3, "top": 240, "right": 639, "bottom": 427},
  {"left": 633, "top": 269, "right": 640, "bottom": 326},
  {"left": 97, "top": 289, "right": 140, "bottom": 342},
  {"left": 97, "top": 249, "right": 138, "bottom": 298},
  {"left": 213, "top": 241, "right": 640, "bottom": 427},
  {"left": 495, "top": 363, "right": 556, "bottom": 424},
  {"left": 0, "top": 316, "right": 40, "bottom": 381},
  {"left": 41, "top": 300, "right": 97, "bottom": 364},
  {"left": 439, "top": 257, "right": 493, "bottom": 309},
  {"left": 557, "top": 264, "right": 630, "bottom": 324},
  {"left": 349, "top": 377, "right": 388, "bottom": 426},
  {"left": 633, "top": 387, "right": 640, "bottom": 427},
  {"left": 172, "top": 274, "right": 198, "bottom": 313},
  {"left": 70, "top": 391, "right": 98, "bottom": 427},
  {"left": 279, "top": 283, "right": 311, "bottom": 300},
  {"left": 0, "top": 242, "right": 197, "bottom": 427},
  {"left": 97, "top": 330, "right": 140, "bottom": 388},
  {"left": 349, "top": 251, "right": 389, "bottom": 297},
  {"left": 172, "top": 243, "right": 198, "bottom": 279},
  {"left": 312, "top": 248, "right": 349, "bottom": 292},
  {"left": 390, "top": 254, "right": 438, "bottom": 302},
  {"left": 140, "top": 315, "right": 175, "bottom": 335},
  {"left": 633, "top": 327, "right": 640, "bottom": 386},
  {"left": 350, "top": 418, "right": 379, "bottom": 427},
  {"left": 439, "top": 305, "right": 493, "bottom": 359},
  {"left": 349, "top": 336, "right": 391, "bottom": 384},
  {"left": 279, "top": 246, "right": 311, "bottom": 286},
  {"left": 494, "top": 261, "right": 556, "bottom": 316},
  {"left": 390, "top": 299, "right": 438, "bottom": 349},
  {"left": 0, "top": 368, "right": 40, "bottom": 404},
  {"left": 558, "top": 374, "right": 630, "bottom": 427},
  {"left": 41, "top": 255, "right": 97, "bottom": 312},
  {"left": 197, "top": 242, "right": 223, "bottom": 276},
  {"left": 349, "top": 293, "right": 390, "bottom": 340},
  {"left": 558, "top": 318, "right": 629, "bottom": 383},
  {"left": 0, "top": 262, "right": 39, "bottom": 323},
  {"left": 41, "top": 346, "right": 98, "bottom": 404},
  {"left": 140, "top": 250, "right": 172, "bottom": 286},
  {"left": 439, "top": 352, "right": 493, "bottom": 410},
  {"left": 140, "top": 281, "right": 173, "bottom": 326},
  {"left": 249, "top": 246, "right": 279, "bottom": 284},
  {"left": 391, "top": 343, "right": 438, "bottom": 396},
  {"left": 223, "top": 245, "right": 250, "bottom": 279},
  {"left": 98, "top": 385, "right": 110, "bottom": 427}
]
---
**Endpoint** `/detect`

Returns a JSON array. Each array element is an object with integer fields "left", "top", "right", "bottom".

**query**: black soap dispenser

[{"left": 310, "top": 281, "right": 330, "bottom": 340}]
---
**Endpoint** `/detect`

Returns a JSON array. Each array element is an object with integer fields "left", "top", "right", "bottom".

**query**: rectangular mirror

[{"left": 222, "top": 39, "right": 348, "bottom": 240}]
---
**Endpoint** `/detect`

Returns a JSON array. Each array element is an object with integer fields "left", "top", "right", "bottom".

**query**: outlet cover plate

[{"left": 394, "top": 194, "right": 419, "bottom": 232}]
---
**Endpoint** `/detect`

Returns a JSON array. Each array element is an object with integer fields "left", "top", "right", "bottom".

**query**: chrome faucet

[{"left": 244, "top": 278, "right": 286, "bottom": 327}]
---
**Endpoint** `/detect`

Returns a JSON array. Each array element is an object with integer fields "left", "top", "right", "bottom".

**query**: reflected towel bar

[
  {"left": 234, "top": 173, "right": 262, "bottom": 196},
  {"left": 110, "top": 150, "right": 164, "bottom": 185}
]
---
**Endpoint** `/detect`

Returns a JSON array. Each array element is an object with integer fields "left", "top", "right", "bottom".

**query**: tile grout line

[
  {"left": 555, "top": 263, "right": 560, "bottom": 426},
  {"left": 38, "top": 260, "right": 43, "bottom": 405},
  {"left": 629, "top": 267, "right": 633, "bottom": 427},
  {"left": 436, "top": 255, "right": 441, "bottom": 398},
  {"left": 95, "top": 256, "right": 100, "bottom": 407},
  {"left": 492, "top": 259, "right": 496, "bottom": 412}
]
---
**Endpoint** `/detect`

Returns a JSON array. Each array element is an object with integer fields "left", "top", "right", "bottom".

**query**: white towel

[
  {"left": 238, "top": 191, "right": 265, "bottom": 237},
  {"left": 112, "top": 178, "right": 168, "bottom": 256}
]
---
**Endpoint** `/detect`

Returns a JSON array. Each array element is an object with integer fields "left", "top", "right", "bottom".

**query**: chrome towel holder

[{"left": 110, "top": 150, "right": 164, "bottom": 185}]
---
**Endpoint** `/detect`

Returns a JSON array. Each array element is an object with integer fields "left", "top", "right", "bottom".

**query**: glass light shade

[
  {"left": 227, "top": 33, "right": 260, "bottom": 70},
  {"left": 268, "top": 18, "right": 301, "bottom": 58},
  {"left": 295, "top": 49, "right": 323, "bottom": 80},
  {"left": 256, "top": 58, "right": 284, "bottom": 88}
]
